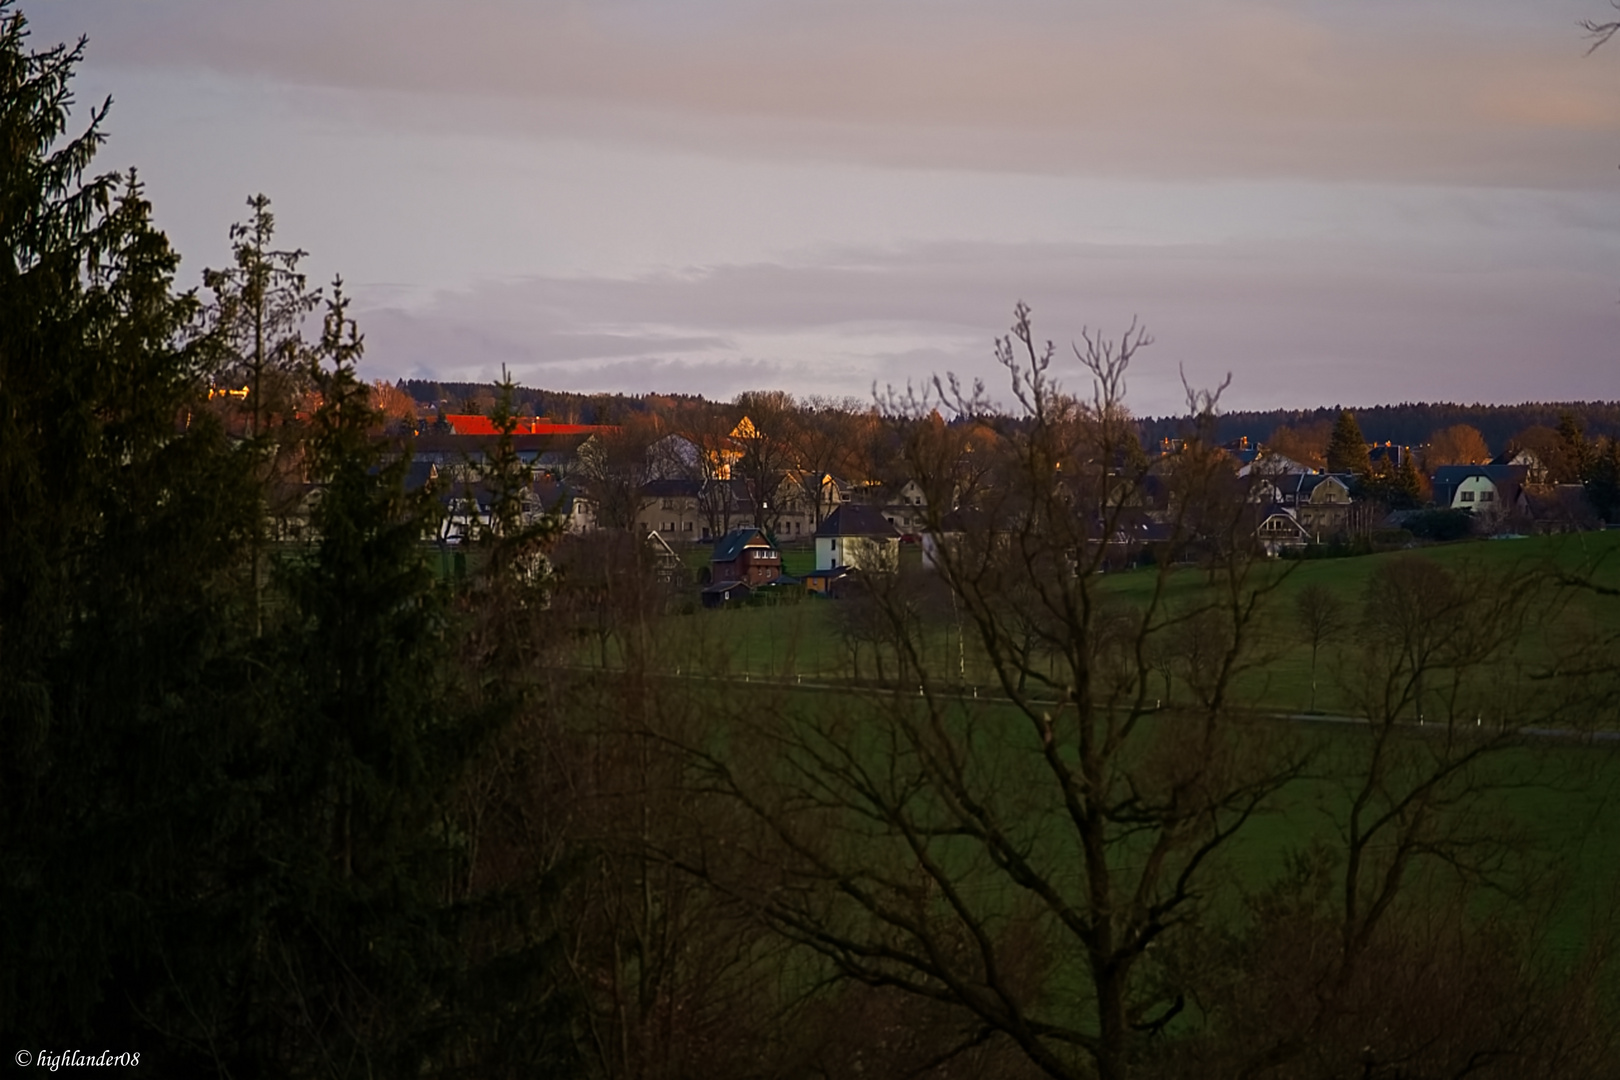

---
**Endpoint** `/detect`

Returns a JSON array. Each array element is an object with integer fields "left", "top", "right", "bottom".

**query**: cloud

[
  {"left": 351, "top": 235, "right": 1620, "bottom": 414},
  {"left": 37, "top": 0, "right": 1620, "bottom": 187}
]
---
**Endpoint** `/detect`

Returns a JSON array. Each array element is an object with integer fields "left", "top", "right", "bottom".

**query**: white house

[
  {"left": 1430, "top": 465, "right": 1528, "bottom": 520},
  {"left": 815, "top": 505, "right": 902, "bottom": 572}
]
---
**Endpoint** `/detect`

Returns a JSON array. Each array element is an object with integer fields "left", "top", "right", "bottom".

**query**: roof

[
  {"left": 1254, "top": 504, "right": 1311, "bottom": 537},
  {"left": 1430, "top": 464, "right": 1527, "bottom": 485},
  {"left": 641, "top": 478, "right": 703, "bottom": 498},
  {"left": 819, "top": 504, "right": 903, "bottom": 538},
  {"left": 1491, "top": 448, "right": 1543, "bottom": 468},
  {"left": 802, "top": 566, "right": 855, "bottom": 581},
  {"left": 402, "top": 460, "right": 439, "bottom": 492},
  {"left": 1272, "top": 472, "right": 1349, "bottom": 499},
  {"left": 410, "top": 432, "right": 594, "bottom": 460},
  {"left": 712, "top": 527, "right": 771, "bottom": 563},
  {"left": 442, "top": 414, "right": 617, "bottom": 437}
]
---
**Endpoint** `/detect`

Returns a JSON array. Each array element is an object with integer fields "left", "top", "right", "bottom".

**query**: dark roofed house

[
  {"left": 710, "top": 527, "right": 782, "bottom": 588},
  {"left": 1431, "top": 465, "right": 1528, "bottom": 519},
  {"left": 815, "top": 504, "right": 902, "bottom": 573},
  {"left": 1271, "top": 472, "right": 1354, "bottom": 539}
]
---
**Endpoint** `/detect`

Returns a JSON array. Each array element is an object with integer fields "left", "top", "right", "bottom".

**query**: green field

[
  {"left": 651, "top": 675, "right": 1620, "bottom": 967},
  {"left": 655, "top": 531, "right": 1620, "bottom": 717}
]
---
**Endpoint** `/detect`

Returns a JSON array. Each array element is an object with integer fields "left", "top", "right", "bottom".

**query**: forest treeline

[
  {"left": 402, "top": 377, "right": 1620, "bottom": 463},
  {"left": 398, "top": 378, "right": 697, "bottom": 426},
  {"left": 8, "top": 7, "right": 1620, "bottom": 1080},
  {"left": 1141, "top": 402, "right": 1620, "bottom": 454}
]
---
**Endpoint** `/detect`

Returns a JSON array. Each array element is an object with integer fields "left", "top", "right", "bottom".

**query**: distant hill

[
  {"left": 398, "top": 380, "right": 702, "bottom": 425},
  {"left": 399, "top": 379, "right": 1620, "bottom": 456},
  {"left": 1138, "top": 402, "right": 1620, "bottom": 452}
]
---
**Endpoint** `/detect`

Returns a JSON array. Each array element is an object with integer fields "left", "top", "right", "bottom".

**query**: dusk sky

[{"left": 33, "top": 1, "right": 1620, "bottom": 415}]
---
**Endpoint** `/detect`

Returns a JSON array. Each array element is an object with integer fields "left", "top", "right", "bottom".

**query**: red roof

[{"left": 442, "top": 414, "right": 617, "bottom": 436}]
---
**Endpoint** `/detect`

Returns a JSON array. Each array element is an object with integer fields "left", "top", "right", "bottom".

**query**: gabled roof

[
  {"left": 1254, "top": 504, "right": 1311, "bottom": 538},
  {"left": 712, "top": 527, "right": 772, "bottom": 563},
  {"left": 403, "top": 460, "right": 439, "bottom": 492},
  {"left": 819, "top": 504, "right": 903, "bottom": 538},
  {"left": 1491, "top": 448, "right": 1542, "bottom": 469},
  {"left": 641, "top": 478, "right": 703, "bottom": 498},
  {"left": 1272, "top": 472, "right": 1349, "bottom": 499},
  {"left": 1430, "top": 464, "right": 1527, "bottom": 485},
  {"left": 443, "top": 414, "right": 615, "bottom": 437}
]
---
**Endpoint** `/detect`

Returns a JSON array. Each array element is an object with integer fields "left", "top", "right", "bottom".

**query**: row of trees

[{"left": 1141, "top": 402, "right": 1620, "bottom": 460}]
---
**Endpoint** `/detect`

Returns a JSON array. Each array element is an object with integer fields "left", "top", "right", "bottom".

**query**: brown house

[{"left": 710, "top": 527, "right": 782, "bottom": 587}]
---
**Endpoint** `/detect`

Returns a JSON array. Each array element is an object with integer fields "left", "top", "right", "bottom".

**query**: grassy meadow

[{"left": 649, "top": 530, "right": 1620, "bottom": 719}]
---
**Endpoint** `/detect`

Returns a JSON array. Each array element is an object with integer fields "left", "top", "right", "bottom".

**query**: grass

[
  {"left": 691, "top": 678, "right": 1620, "bottom": 964},
  {"left": 651, "top": 531, "right": 1620, "bottom": 717}
]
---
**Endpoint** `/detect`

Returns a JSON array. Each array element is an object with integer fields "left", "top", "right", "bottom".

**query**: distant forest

[
  {"left": 1140, "top": 402, "right": 1620, "bottom": 453},
  {"left": 402, "top": 378, "right": 1620, "bottom": 455},
  {"left": 400, "top": 379, "right": 677, "bottom": 425}
]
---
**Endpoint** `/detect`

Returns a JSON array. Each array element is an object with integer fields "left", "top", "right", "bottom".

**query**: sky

[{"left": 30, "top": 0, "right": 1620, "bottom": 415}]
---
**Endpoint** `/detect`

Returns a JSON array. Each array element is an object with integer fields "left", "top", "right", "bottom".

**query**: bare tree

[
  {"left": 577, "top": 412, "right": 663, "bottom": 532},
  {"left": 1219, "top": 553, "right": 1617, "bottom": 1079},
  {"left": 669, "top": 305, "right": 1305, "bottom": 1080},
  {"left": 789, "top": 397, "right": 869, "bottom": 529},
  {"left": 1583, "top": 2, "right": 1620, "bottom": 51},
  {"left": 1293, "top": 582, "right": 1348, "bottom": 712},
  {"left": 733, "top": 390, "right": 799, "bottom": 537}
]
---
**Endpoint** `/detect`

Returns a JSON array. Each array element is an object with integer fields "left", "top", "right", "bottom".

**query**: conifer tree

[
  {"left": 201, "top": 193, "right": 322, "bottom": 631},
  {"left": 242, "top": 286, "right": 579, "bottom": 1077},
  {"left": 1557, "top": 410, "right": 1594, "bottom": 484},
  {"left": 1326, "top": 408, "right": 1371, "bottom": 475},
  {"left": 0, "top": 2, "right": 262, "bottom": 1047}
]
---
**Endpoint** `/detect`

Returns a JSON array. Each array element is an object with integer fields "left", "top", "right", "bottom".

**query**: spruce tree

[
  {"left": 1326, "top": 408, "right": 1371, "bottom": 475},
  {"left": 0, "top": 3, "right": 263, "bottom": 1048},
  {"left": 1556, "top": 410, "right": 1594, "bottom": 484},
  {"left": 243, "top": 286, "right": 579, "bottom": 1077},
  {"left": 201, "top": 193, "right": 322, "bottom": 632}
]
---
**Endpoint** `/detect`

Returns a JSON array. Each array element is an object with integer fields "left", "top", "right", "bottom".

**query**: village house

[
  {"left": 1430, "top": 464, "right": 1529, "bottom": 520},
  {"left": 709, "top": 527, "right": 783, "bottom": 586},
  {"left": 703, "top": 526, "right": 784, "bottom": 608},
  {"left": 638, "top": 478, "right": 707, "bottom": 539},
  {"left": 1270, "top": 473, "right": 1355, "bottom": 539},
  {"left": 816, "top": 505, "right": 902, "bottom": 573},
  {"left": 1253, "top": 505, "right": 1313, "bottom": 555}
]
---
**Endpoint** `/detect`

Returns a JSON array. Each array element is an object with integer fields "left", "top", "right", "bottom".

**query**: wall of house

[
  {"left": 638, "top": 496, "right": 706, "bottom": 539},
  {"left": 1451, "top": 476, "right": 1502, "bottom": 513},
  {"left": 816, "top": 535, "right": 899, "bottom": 572}
]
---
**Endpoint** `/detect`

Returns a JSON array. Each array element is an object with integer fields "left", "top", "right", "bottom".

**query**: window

[
  {"left": 1480, "top": 490, "right": 1494, "bottom": 503},
  {"left": 1460, "top": 491, "right": 1475, "bottom": 503},
  {"left": 684, "top": 521, "right": 693, "bottom": 532}
]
